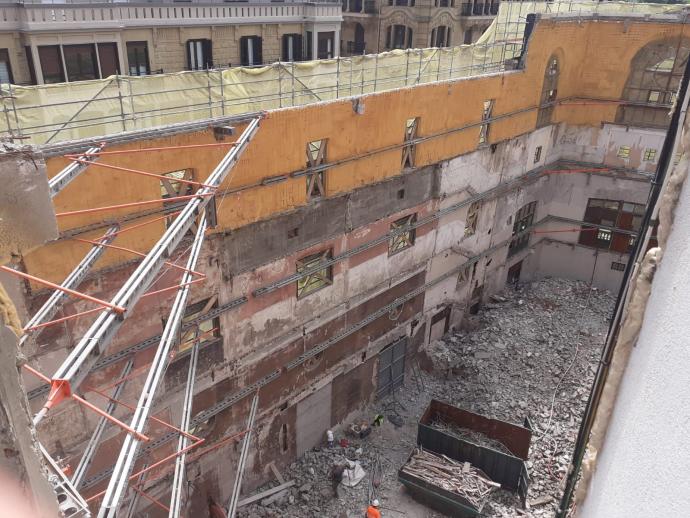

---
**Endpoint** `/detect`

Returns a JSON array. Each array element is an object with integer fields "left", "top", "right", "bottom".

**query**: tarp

[{"left": 0, "top": 1, "right": 682, "bottom": 145}]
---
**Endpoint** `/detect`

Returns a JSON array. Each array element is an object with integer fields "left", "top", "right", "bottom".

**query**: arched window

[
  {"left": 536, "top": 55, "right": 559, "bottom": 128},
  {"left": 386, "top": 25, "right": 414, "bottom": 50},
  {"left": 616, "top": 38, "right": 690, "bottom": 128},
  {"left": 430, "top": 26, "right": 451, "bottom": 47}
]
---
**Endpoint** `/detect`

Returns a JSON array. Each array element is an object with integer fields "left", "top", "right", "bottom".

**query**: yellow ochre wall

[{"left": 23, "top": 17, "right": 683, "bottom": 284}]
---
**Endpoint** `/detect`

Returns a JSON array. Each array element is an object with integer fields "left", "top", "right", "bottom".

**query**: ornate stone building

[{"left": 340, "top": 0, "right": 499, "bottom": 55}]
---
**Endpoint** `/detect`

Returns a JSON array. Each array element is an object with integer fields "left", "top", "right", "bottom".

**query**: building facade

[
  {"left": 0, "top": 7, "right": 686, "bottom": 516},
  {"left": 340, "top": 0, "right": 499, "bottom": 56},
  {"left": 0, "top": 0, "right": 342, "bottom": 85}
]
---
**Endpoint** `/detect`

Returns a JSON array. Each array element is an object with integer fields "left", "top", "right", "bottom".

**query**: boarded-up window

[
  {"left": 402, "top": 117, "right": 419, "bottom": 168},
  {"left": 306, "top": 139, "right": 327, "bottom": 200},
  {"left": 376, "top": 338, "right": 407, "bottom": 398},
  {"left": 389, "top": 214, "right": 416, "bottom": 255},
  {"left": 296, "top": 249, "right": 333, "bottom": 298},
  {"left": 479, "top": 100, "right": 494, "bottom": 145}
]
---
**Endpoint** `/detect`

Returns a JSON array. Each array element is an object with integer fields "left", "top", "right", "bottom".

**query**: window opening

[
  {"left": 579, "top": 198, "right": 646, "bottom": 253},
  {"left": 127, "top": 41, "right": 150, "bottom": 76},
  {"left": 0, "top": 48, "right": 14, "bottom": 84},
  {"left": 464, "top": 201, "right": 481, "bottom": 236},
  {"left": 389, "top": 214, "right": 417, "bottom": 255},
  {"left": 240, "top": 36, "right": 263, "bottom": 66},
  {"left": 537, "top": 56, "right": 559, "bottom": 128},
  {"left": 296, "top": 249, "right": 333, "bottom": 298},
  {"left": 508, "top": 201, "right": 536, "bottom": 256},
  {"left": 306, "top": 139, "right": 327, "bottom": 200},
  {"left": 187, "top": 39, "right": 213, "bottom": 70},
  {"left": 479, "top": 100, "right": 494, "bottom": 145},
  {"left": 402, "top": 117, "right": 419, "bottom": 168},
  {"left": 534, "top": 145, "right": 542, "bottom": 163},
  {"left": 176, "top": 296, "right": 220, "bottom": 355},
  {"left": 643, "top": 148, "right": 657, "bottom": 161},
  {"left": 617, "top": 146, "right": 631, "bottom": 159}
]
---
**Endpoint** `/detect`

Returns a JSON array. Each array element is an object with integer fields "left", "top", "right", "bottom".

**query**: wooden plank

[
  {"left": 237, "top": 481, "right": 295, "bottom": 508},
  {"left": 269, "top": 462, "right": 285, "bottom": 484}
]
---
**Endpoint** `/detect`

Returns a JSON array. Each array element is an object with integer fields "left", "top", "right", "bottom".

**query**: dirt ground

[{"left": 238, "top": 277, "right": 614, "bottom": 518}]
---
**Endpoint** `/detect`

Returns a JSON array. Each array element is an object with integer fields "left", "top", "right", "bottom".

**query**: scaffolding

[{"left": 6, "top": 1, "right": 683, "bottom": 515}]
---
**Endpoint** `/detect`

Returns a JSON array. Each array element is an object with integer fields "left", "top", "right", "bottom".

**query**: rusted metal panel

[{"left": 417, "top": 400, "right": 531, "bottom": 503}]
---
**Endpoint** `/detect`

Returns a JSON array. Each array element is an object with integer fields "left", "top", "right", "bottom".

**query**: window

[
  {"left": 282, "top": 34, "right": 303, "bottom": 62},
  {"left": 611, "top": 261, "right": 626, "bottom": 272},
  {"left": 160, "top": 169, "right": 195, "bottom": 229},
  {"left": 579, "top": 198, "right": 646, "bottom": 253},
  {"left": 479, "top": 99, "right": 494, "bottom": 145},
  {"left": 38, "top": 46, "right": 65, "bottom": 84},
  {"left": 306, "top": 139, "right": 327, "bottom": 200},
  {"left": 63, "top": 44, "right": 99, "bottom": 81},
  {"left": 386, "top": 25, "right": 413, "bottom": 50},
  {"left": 317, "top": 32, "right": 335, "bottom": 60},
  {"left": 127, "top": 41, "right": 150, "bottom": 76},
  {"left": 306, "top": 31, "right": 313, "bottom": 60},
  {"left": 648, "top": 90, "right": 661, "bottom": 103},
  {"left": 537, "top": 56, "right": 559, "bottom": 128},
  {"left": 508, "top": 201, "right": 536, "bottom": 256},
  {"left": 296, "top": 249, "right": 333, "bottom": 298},
  {"left": 187, "top": 39, "right": 213, "bottom": 70},
  {"left": 463, "top": 30, "right": 472, "bottom": 45},
  {"left": 465, "top": 201, "right": 481, "bottom": 236},
  {"left": 617, "top": 145, "right": 631, "bottom": 159},
  {"left": 617, "top": 37, "right": 690, "bottom": 128},
  {"left": 98, "top": 43, "right": 120, "bottom": 77},
  {"left": 389, "top": 214, "right": 416, "bottom": 255},
  {"left": 0, "top": 49, "right": 13, "bottom": 84},
  {"left": 643, "top": 148, "right": 657, "bottom": 162},
  {"left": 402, "top": 117, "right": 419, "bottom": 168},
  {"left": 240, "top": 36, "right": 263, "bottom": 66},
  {"left": 177, "top": 297, "right": 220, "bottom": 355},
  {"left": 534, "top": 145, "right": 542, "bottom": 163},
  {"left": 430, "top": 26, "right": 451, "bottom": 48}
]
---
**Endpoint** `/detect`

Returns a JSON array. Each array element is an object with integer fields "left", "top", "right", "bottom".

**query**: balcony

[{"left": 0, "top": 1, "right": 342, "bottom": 31}]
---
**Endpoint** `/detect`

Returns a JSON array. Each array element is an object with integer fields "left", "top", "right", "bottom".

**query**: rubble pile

[
  {"left": 238, "top": 278, "right": 613, "bottom": 518},
  {"left": 429, "top": 420, "right": 515, "bottom": 456}
]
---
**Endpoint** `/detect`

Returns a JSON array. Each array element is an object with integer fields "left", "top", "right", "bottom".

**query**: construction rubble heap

[{"left": 236, "top": 277, "right": 613, "bottom": 518}]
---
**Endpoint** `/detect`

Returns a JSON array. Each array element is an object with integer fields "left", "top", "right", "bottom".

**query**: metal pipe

[
  {"left": 168, "top": 333, "right": 202, "bottom": 518},
  {"left": 36, "top": 117, "right": 259, "bottom": 425},
  {"left": 20, "top": 225, "right": 118, "bottom": 342},
  {"left": 49, "top": 144, "right": 104, "bottom": 197},
  {"left": 96, "top": 213, "right": 208, "bottom": 517},
  {"left": 227, "top": 393, "right": 260, "bottom": 518},
  {"left": 72, "top": 359, "right": 134, "bottom": 489}
]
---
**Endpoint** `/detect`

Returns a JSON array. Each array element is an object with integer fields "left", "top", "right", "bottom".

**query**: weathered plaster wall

[{"left": 21, "top": 17, "right": 682, "bottom": 286}]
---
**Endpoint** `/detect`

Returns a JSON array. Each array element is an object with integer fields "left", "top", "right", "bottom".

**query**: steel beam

[
  {"left": 168, "top": 335, "right": 201, "bottom": 518},
  {"left": 123, "top": 462, "right": 149, "bottom": 518},
  {"left": 97, "top": 213, "right": 208, "bottom": 517},
  {"left": 37, "top": 117, "right": 259, "bottom": 424},
  {"left": 20, "top": 225, "right": 119, "bottom": 346},
  {"left": 227, "top": 393, "right": 260, "bottom": 518},
  {"left": 49, "top": 145, "right": 103, "bottom": 197},
  {"left": 71, "top": 359, "right": 134, "bottom": 489}
]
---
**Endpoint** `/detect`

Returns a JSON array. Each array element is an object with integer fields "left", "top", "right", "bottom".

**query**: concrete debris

[
  {"left": 238, "top": 278, "right": 613, "bottom": 518},
  {"left": 429, "top": 420, "right": 515, "bottom": 456}
]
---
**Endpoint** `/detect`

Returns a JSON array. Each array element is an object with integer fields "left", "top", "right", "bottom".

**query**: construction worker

[{"left": 366, "top": 499, "right": 381, "bottom": 518}]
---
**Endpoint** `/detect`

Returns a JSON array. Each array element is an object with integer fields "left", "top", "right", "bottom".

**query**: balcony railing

[{"left": 0, "top": 1, "right": 342, "bottom": 30}]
